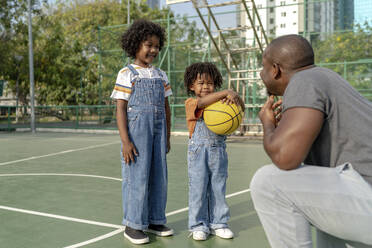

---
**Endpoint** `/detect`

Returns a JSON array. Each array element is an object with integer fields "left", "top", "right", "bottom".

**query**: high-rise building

[
  {"left": 147, "top": 0, "right": 160, "bottom": 9},
  {"left": 240, "top": 0, "right": 355, "bottom": 44},
  {"left": 354, "top": 0, "right": 372, "bottom": 26}
]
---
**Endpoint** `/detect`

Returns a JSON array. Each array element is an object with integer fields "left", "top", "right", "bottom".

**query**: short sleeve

[
  {"left": 160, "top": 70, "right": 172, "bottom": 98},
  {"left": 110, "top": 67, "right": 133, "bottom": 101},
  {"left": 282, "top": 73, "right": 327, "bottom": 115},
  {"left": 185, "top": 98, "right": 203, "bottom": 121}
]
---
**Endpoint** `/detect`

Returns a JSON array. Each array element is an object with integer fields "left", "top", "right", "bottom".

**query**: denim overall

[
  {"left": 121, "top": 64, "right": 168, "bottom": 230},
  {"left": 188, "top": 118, "right": 230, "bottom": 233}
]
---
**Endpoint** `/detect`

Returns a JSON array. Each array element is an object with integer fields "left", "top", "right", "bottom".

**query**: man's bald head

[{"left": 264, "top": 34, "right": 314, "bottom": 71}]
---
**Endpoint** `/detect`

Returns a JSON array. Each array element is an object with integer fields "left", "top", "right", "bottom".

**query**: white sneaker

[
  {"left": 192, "top": 231, "right": 208, "bottom": 241},
  {"left": 211, "top": 228, "right": 234, "bottom": 239}
]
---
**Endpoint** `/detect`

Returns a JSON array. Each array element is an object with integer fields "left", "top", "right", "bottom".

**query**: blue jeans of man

[
  {"left": 250, "top": 163, "right": 372, "bottom": 248},
  {"left": 188, "top": 119, "right": 230, "bottom": 233}
]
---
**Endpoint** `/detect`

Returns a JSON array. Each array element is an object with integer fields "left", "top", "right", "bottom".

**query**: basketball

[{"left": 203, "top": 101, "right": 244, "bottom": 135}]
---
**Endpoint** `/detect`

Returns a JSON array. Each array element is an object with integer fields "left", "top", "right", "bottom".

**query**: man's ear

[{"left": 273, "top": 63, "right": 281, "bottom": 79}]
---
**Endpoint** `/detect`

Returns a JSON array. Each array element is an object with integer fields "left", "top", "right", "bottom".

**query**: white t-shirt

[{"left": 110, "top": 64, "right": 172, "bottom": 101}]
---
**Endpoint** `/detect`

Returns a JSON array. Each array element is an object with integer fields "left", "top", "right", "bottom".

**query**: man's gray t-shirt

[{"left": 282, "top": 67, "right": 372, "bottom": 186}]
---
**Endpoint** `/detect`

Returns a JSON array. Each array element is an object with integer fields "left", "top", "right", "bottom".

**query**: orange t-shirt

[{"left": 185, "top": 98, "right": 204, "bottom": 138}]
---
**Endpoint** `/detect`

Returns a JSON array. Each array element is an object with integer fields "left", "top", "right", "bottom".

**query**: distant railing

[{"left": 1, "top": 87, "right": 371, "bottom": 133}]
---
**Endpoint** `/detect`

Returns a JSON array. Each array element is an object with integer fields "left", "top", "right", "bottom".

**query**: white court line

[
  {"left": 0, "top": 141, "right": 120, "bottom": 166},
  {"left": 166, "top": 207, "right": 189, "bottom": 216},
  {"left": 226, "top": 188, "right": 251, "bottom": 198},
  {"left": 165, "top": 188, "right": 251, "bottom": 217},
  {"left": 67, "top": 188, "right": 252, "bottom": 247},
  {"left": 0, "top": 205, "right": 123, "bottom": 229},
  {"left": 0, "top": 173, "right": 122, "bottom": 181},
  {"left": 0, "top": 172, "right": 251, "bottom": 247},
  {"left": 63, "top": 228, "right": 125, "bottom": 248}
]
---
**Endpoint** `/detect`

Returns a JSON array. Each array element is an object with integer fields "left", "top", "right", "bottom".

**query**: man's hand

[
  {"left": 272, "top": 98, "right": 283, "bottom": 126},
  {"left": 259, "top": 95, "right": 277, "bottom": 126},
  {"left": 122, "top": 140, "right": 138, "bottom": 165}
]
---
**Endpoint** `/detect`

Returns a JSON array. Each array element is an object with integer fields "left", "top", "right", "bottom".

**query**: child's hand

[
  {"left": 122, "top": 140, "right": 138, "bottom": 165},
  {"left": 221, "top": 90, "right": 244, "bottom": 110}
]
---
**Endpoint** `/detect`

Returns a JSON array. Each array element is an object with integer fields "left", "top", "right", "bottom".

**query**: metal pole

[
  {"left": 127, "top": 0, "right": 130, "bottom": 24},
  {"left": 27, "top": 0, "right": 35, "bottom": 133},
  {"left": 303, "top": 0, "right": 307, "bottom": 38},
  {"left": 16, "top": 77, "right": 19, "bottom": 123}
]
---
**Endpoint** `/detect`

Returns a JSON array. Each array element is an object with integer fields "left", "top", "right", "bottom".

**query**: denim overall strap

[
  {"left": 127, "top": 64, "right": 139, "bottom": 76},
  {"left": 154, "top": 67, "right": 164, "bottom": 79},
  {"left": 127, "top": 68, "right": 165, "bottom": 108}
]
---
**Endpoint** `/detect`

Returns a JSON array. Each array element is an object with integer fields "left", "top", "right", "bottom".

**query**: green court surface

[{"left": 0, "top": 132, "right": 271, "bottom": 247}]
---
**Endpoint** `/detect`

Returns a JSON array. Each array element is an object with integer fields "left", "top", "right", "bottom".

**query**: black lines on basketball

[{"left": 203, "top": 102, "right": 244, "bottom": 135}]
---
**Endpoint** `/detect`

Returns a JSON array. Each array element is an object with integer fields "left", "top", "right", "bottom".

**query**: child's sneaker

[
  {"left": 192, "top": 231, "right": 208, "bottom": 241},
  {"left": 124, "top": 226, "right": 149, "bottom": 244},
  {"left": 211, "top": 228, "right": 234, "bottom": 239},
  {"left": 146, "top": 224, "right": 174, "bottom": 236}
]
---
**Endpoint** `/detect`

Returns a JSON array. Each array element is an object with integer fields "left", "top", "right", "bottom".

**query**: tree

[
  {"left": 313, "top": 23, "right": 372, "bottom": 90},
  {"left": 1, "top": 0, "right": 209, "bottom": 106},
  {"left": 0, "top": 0, "right": 45, "bottom": 106}
]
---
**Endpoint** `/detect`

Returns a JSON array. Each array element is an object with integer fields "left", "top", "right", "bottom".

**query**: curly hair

[
  {"left": 121, "top": 19, "right": 166, "bottom": 59},
  {"left": 184, "top": 62, "right": 223, "bottom": 96}
]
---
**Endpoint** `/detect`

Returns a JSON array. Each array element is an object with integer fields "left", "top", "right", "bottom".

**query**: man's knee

[{"left": 250, "top": 164, "right": 278, "bottom": 194}]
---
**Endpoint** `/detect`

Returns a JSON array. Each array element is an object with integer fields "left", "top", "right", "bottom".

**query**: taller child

[{"left": 110, "top": 19, "right": 173, "bottom": 245}]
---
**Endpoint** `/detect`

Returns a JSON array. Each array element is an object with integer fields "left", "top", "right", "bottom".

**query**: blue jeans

[
  {"left": 120, "top": 64, "right": 168, "bottom": 230},
  {"left": 250, "top": 163, "right": 372, "bottom": 248},
  {"left": 188, "top": 120, "right": 230, "bottom": 233}
]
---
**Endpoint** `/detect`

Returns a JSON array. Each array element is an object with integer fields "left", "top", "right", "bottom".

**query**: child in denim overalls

[
  {"left": 184, "top": 62, "right": 245, "bottom": 241},
  {"left": 110, "top": 20, "right": 173, "bottom": 245}
]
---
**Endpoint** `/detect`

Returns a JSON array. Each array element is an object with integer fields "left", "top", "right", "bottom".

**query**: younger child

[
  {"left": 184, "top": 62, "right": 245, "bottom": 241},
  {"left": 110, "top": 19, "right": 173, "bottom": 245}
]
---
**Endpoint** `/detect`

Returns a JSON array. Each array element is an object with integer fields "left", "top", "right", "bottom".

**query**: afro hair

[
  {"left": 184, "top": 62, "right": 223, "bottom": 96},
  {"left": 121, "top": 19, "right": 166, "bottom": 59}
]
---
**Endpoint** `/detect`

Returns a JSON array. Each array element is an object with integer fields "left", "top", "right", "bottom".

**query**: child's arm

[
  {"left": 165, "top": 97, "right": 171, "bottom": 153},
  {"left": 197, "top": 89, "right": 244, "bottom": 110},
  {"left": 116, "top": 99, "right": 138, "bottom": 164}
]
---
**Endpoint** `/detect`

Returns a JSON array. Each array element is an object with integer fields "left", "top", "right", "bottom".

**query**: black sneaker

[
  {"left": 146, "top": 224, "right": 174, "bottom": 237},
  {"left": 124, "top": 226, "right": 149, "bottom": 244}
]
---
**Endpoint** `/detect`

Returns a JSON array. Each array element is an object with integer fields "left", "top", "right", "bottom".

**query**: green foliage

[
  {"left": 313, "top": 23, "right": 372, "bottom": 90},
  {"left": 0, "top": 0, "right": 45, "bottom": 105},
  {"left": 0, "top": 0, "right": 177, "bottom": 106}
]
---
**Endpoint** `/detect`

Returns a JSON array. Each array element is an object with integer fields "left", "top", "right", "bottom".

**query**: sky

[{"left": 161, "top": 0, "right": 238, "bottom": 31}]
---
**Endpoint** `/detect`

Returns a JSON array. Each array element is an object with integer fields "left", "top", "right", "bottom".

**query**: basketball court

[{"left": 0, "top": 132, "right": 271, "bottom": 247}]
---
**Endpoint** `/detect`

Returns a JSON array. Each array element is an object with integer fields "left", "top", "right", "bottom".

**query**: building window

[
  {"left": 270, "top": 18, "right": 274, "bottom": 24},
  {"left": 280, "top": 1, "right": 286, "bottom": 5},
  {"left": 280, "top": 23, "right": 286, "bottom": 28},
  {"left": 281, "top": 12, "right": 286, "bottom": 17},
  {"left": 270, "top": 7, "right": 274, "bottom": 13},
  {"left": 257, "top": 4, "right": 262, "bottom": 9},
  {"left": 257, "top": 26, "right": 260, "bottom": 31},
  {"left": 293, "top": 10, "right": 297, "bottom": 14},
  {"left": 293, "top": 22, "right": 297, "bottom": 25}
]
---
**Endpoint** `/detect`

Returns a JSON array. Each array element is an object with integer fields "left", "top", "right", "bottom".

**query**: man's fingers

[
  {"left": 272, "top": 99, "right": 282, "bottom": 110},
  {"left": 263, "top": 95, "right": 273, "bottom": 109}
]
